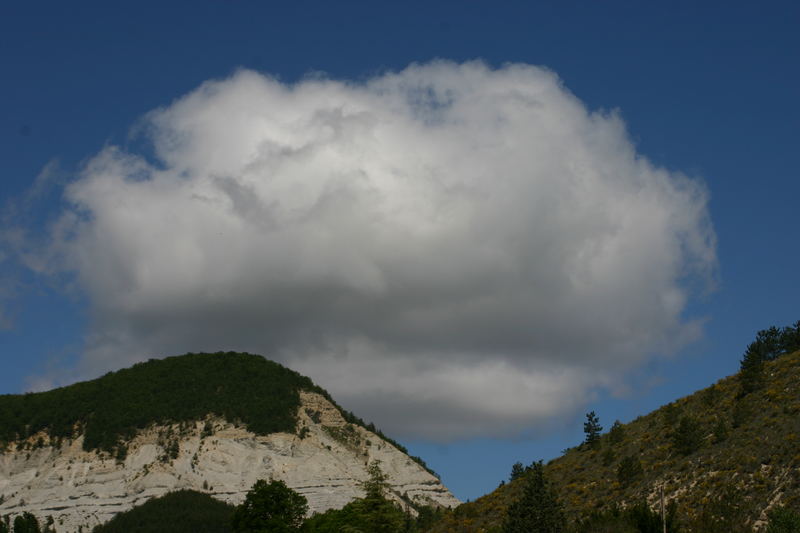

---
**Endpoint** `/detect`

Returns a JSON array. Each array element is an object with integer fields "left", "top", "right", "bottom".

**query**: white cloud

[{"left": 48, "top": 61, "right": 716, "bottom": 439}]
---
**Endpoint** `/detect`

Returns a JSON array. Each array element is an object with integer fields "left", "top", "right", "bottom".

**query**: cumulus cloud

[{"left": 47, "top": 61, "right": 715, "bottom": 439}]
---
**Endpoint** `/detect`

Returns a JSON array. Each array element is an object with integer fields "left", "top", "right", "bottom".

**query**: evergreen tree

[
  {"left": 713, "top": 418, "right": 729, "bottom": 443},
  {"left": 739, "top": 321, "right": 800, "bottom": 397},
  {"left": 757, "top": 326, "right": 784, "bottom": 360},
  {"left": 346, "top": 494, "right": 406, "bottom": 533},
  {"left": 583, "top": 411, "right": 602, "bottom": 449},
  {"left": 357, "top": 461, "right": 405, "bottom": 533},
  {"left": 616, "top": 455, "right": 644, "bottom": 486},
  {"left": 779, "top": 321, "right": 800, "bottom": 355},
  {"left": 608, "top": 420, "right": 625, "bottom": 445},
  {"left": 510, "top": 461, "right": 525, "bottom": 482},
  {"left": 12, "top": 513, "right": 40, "bottom": 533},
  {"left": 661, "top": 402, "right": 682, "bottom": 428},
  {"left": 502, "top": 461, "right": 565, "bottom": 533},
  {"left": 739, "top": 340, "right": 766, "bottom": 396},
  {"left": 303, "top": 462, "right": 406, "bottom": 533},
  {"left": 360, "top": 460, "right": 391, "bottom": 499},
  {"left": 672, "top": 415, "right": 703, "bottom": 456},
  {"left": 231, "top": 479, "right": 307, "bottom": 532}
]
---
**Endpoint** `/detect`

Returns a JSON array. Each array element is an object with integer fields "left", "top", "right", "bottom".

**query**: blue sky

[{"left": 1, "top": 1, "right": 798, "bottom": 502}]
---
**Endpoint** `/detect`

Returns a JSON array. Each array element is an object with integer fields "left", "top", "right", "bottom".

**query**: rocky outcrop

[{"left": 0, "top": 391, "right": 459, "bottom": 532}]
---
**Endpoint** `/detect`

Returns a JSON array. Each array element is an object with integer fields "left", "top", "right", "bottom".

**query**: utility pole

[{"left": 660, "top": 483, "right": 666, "bottom": 533}]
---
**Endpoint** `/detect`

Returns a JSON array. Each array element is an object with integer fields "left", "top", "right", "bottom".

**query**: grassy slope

[{"left": 429, "top": 350, "right": 800, "bottom": 532}]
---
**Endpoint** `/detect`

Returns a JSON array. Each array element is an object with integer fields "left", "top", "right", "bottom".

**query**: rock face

[{"left": 0, "top": 391, "right": 459, "bottom": 532}]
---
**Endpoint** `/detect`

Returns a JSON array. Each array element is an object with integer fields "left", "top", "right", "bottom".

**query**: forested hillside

[
  {"left": 0, "top": 352, "right": 323, "bottom": 455},
  {"left": 430, "top": 322, "right": 800, "bottom": 532},
  {"left": 0, "top": 351, "right": 432, "bottom": 476}
]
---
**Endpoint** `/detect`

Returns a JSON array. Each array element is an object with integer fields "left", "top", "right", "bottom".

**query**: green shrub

[
  {"left": 672, "top": 416, "right": 703, "bottom": 456},
  {"left": 767, "top": 507, "right": 800, "bottom": 533},
  {"left": 617, "top": 456, "right": 644, "bottom": 486}
]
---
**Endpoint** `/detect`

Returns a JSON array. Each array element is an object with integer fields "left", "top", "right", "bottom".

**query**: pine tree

[
  {"left": 738, "top": 324, "right": 796, "bottom": 396},
  {"left": 608, "top": 420, "right": 625, "bottom": 445},
  {"left": 360, "top": 460, "right": 391, "bottom": 499},
  {"left": 616, "top": 455, "right": 644, "bottom": 486},
  {"left": 672, "top": 415, "right": 703, "bottom": 456},
  {"left": 502, "top": 461, "right": 565, "bottom": 533},
  {"left": 583, "top": 411, "right": 602, "bottom": 449},
  {"left": 510, "top": 461, "right": 525, "bottom": 482},
  {"left": 779, "top": 321, "right": 800, "bottom": 355}
]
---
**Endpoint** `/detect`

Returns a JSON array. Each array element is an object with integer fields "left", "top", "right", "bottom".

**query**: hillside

[
  {"left": 430, "top": 349, "right": 800, "bottom": 532},
  {"left": 0, "top": 352, "right": 318, "bottom": 455},
  {"left": 0, "top": 353, "right": 459, "bottom": 531},
  {"left": 0, "top": 352, "right": 427, "bottom": 471}
]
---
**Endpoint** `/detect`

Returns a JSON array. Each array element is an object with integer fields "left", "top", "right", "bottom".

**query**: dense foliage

[
  {"left": 232, "top": 480, "right": 307, "bottom": 532},
  {"left": 0, "top": 513, "right": 50, "bottom": 533},
  {"left": 502, "top": 461, "right": 565, "bottom": 532},
  {"left": 301, "top": 461, "right": 440, "bottom": 532},
  {"left": 739, "top": 321, "right": 800, "bottom": 395},
  {"left": 767, "top": 507, "right": 800, "bottom": 533},
  {"left": 11, "top": 514, "right": 41, "bottom": 533},
  {"left": 92, "top": 490, "right": 235, "bottom": 533},
  {"left": 582, "top": 412, "right": 602, "bottom": 449},
  {"left": 302, "top": 495, "right": 409, "bottom": 532},
  {"left": 0, "top": 352, "right": 327, "bottom": 453},
  {"left": 427, "top": 320, "right": 800, "bottom": 532},
  {"left": 574, "top": 501, "right": 678, "bottom": 533}
]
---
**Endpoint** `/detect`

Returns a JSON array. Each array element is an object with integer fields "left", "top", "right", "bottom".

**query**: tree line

[
  {"left": 739, "top": 321, "right": 800, "bottom": 396},
  {"left": 2, "top": 461, "right": 441, "bottom": 532}
]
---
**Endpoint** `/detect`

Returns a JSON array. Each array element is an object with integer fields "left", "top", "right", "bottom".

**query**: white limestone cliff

[{"left": 0, "top": 391, "right": 459, "bottom": 532}]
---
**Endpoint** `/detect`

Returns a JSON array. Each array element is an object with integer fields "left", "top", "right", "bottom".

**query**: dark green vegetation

[
  {"left": 91, "top": 490, "right": 235, "bottom": 533},
  {"left": 302, "top": 462, "right": 441, "bottom": 532},
  {"left": 0, "top": 351, "right": 429, "bottom": 477},
  {"left": 428, "top": 321, "right": 800, "bottom": 532},
  {"left": 0, "top": 512, "right": 54, "bottom": 533},
  {"left": 232, "top": 480, "right": 307, "bottom": 532},
  {"left": 0, "top": 352, "right": 322, "bottom": 453},
  {"left": 86, "top": 466, "right": 442, "bottom": 533},
  {"left": 502, "top": 461, "right": 564, "bottom": 532},
  {"left": 302, "top": 494, "right": 411, "bottom": 532},
  {"left": 582, "top": 412, "right": 602, "bottom": 450},
  {"left": 739, "top": 321, "right": 800, "bottom": 396},
  {"left": 767, "top": 507, "right": 800, "bottom": 533},
  {"left": 574, "top": 500, "right": 680, "bottom": 533}
]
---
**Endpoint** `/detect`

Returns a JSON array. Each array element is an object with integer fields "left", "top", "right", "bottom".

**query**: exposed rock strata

[{"left": 0, "top": 391, "right": 459, "bottom": 532}]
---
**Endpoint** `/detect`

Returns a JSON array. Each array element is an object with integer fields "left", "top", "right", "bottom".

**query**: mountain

[
  {"left": 0, "top": 352, "right": 459, "bottom": 532},
  {"left": 429, "top": 347, "right": 800, "bottom": 532}
]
